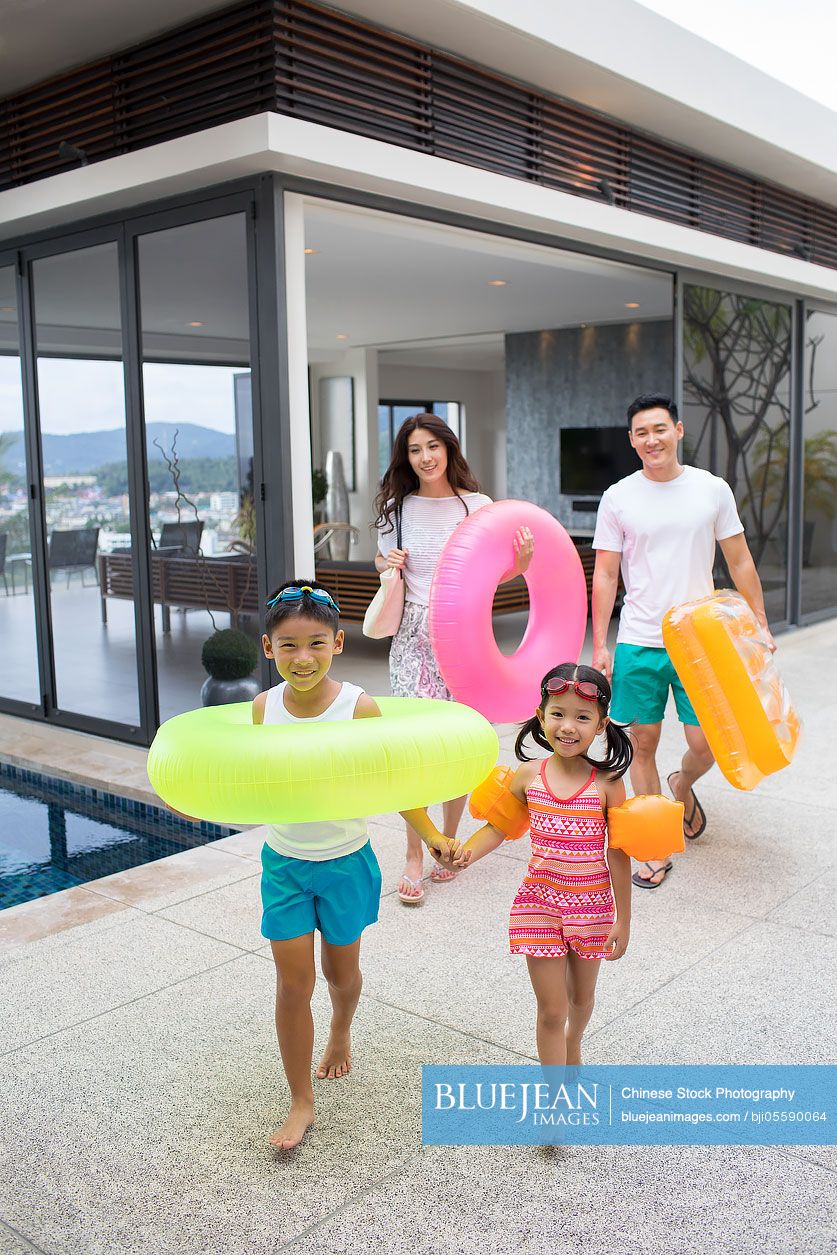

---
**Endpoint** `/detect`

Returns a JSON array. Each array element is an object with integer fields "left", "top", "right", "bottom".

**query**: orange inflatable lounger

[{"left": 662, "top": 590, "right": 801, "bottom": 791}]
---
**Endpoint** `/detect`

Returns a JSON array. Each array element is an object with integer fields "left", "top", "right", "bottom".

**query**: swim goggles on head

[
  {"left": 266, "top": 585, "right": 340, "bottom": 612},
  {"left": 544, "top": 677, "right": 601, "bottom": 702}
]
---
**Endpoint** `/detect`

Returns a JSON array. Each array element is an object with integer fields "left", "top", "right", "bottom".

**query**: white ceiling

[
  {"left": 0, "top": 199, "right": 672, "bottom": 367},
  {"left": 303, "top": 199, "right": 672, "bottom": 368}
]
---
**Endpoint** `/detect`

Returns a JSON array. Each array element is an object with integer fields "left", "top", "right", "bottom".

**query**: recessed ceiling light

[
  {"left": 304, "top": 248, "right": 319, "bottom": 255},
  {"left": 187, "top": 321, "right": 205, "bottom": 327},
  {"left": 487, "top": 279, "right": 508, "bottom": 286},
  {"left": 336, "top": 333, "right": 349, "bottom": 340},
  {"left": 0, "top": 306, "right": 14, "bottom": 313},
  {"left": 624, "top": 302, "right": 640, "bottom": 309}
]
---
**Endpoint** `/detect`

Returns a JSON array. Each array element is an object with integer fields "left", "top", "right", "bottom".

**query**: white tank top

[{"left": 262, "top": 681, "right": 369, "bottom": 861}]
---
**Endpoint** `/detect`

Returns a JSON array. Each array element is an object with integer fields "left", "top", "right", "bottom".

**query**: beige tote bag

[{"left": 363, "top": 506, "right": 404, "bottom": 639}]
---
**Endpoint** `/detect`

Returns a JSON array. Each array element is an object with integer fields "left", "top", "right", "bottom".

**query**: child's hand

[
  {"left": 603, "top": 919, "right": 630, "bottom": 961},
  {"left": 427, "top": 835, "right": 472, "bottom": 869}
]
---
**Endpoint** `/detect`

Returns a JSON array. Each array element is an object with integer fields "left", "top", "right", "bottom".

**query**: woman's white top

[
  {"left": 262, "top": 681, "right": 369, "bottom": 861},
  {"left": 377, "top": 492, "right": 492, "bottom": 606}
]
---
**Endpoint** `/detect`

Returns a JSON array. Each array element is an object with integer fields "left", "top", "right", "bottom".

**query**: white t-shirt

[
  {"left": 592, "top": 466, "right": 744, "bottom": 648},
  {"left": 377, "top": 492, "right": 492, "bottom": 606},
  {"left": 262, "top": 681, "right": 368, "bottom": 861}
]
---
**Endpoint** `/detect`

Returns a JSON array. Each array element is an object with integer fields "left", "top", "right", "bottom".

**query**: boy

[{"left": 254, "top": 579, "right": 462, "bottom": 1150}]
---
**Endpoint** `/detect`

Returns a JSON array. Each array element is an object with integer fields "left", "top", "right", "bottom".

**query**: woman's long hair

[
  {"left": 373, "top": 414, "right": 482, "bottom": 533},
  {"left": 515, "top": 663, "right": 634, "bottom": 779}
]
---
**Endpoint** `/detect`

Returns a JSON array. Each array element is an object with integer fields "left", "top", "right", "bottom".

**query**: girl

[
  {"left": 461, "top": 663, "right": 633, "bottom": 1066},
  {"left": 374, "top": 413, "right": 533, "bottom": 904}
]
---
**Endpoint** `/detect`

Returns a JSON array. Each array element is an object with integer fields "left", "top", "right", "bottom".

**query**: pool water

[{"left": 0, "top": 763, "right": 234, "bottom": 911}]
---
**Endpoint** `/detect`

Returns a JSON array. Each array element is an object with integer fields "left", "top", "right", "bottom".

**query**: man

[{"left": 591, "top": 393, "right": 775, "bottom": 888}]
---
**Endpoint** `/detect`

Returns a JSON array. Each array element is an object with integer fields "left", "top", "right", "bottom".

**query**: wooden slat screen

[
  {"left": 274, "top": 1, "right": 431, "bottom": 150},
  {"left": 1, "top": 0, "right": 835, "bottom": 271},
  {"left": 112, "top": 2, "right": 276, "bottom": 153}
]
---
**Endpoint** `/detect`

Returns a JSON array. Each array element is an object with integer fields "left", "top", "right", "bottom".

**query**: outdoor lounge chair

[{"left": 48, "top": 527, "right": 100, "bottom": 588}]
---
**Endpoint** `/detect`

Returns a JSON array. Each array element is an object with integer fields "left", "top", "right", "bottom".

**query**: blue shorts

[
  {"left": 260, "top": 841, "right": 382, "bottom": 946},
  {"left": 611, "top": 643, "right": 699, "bottom": 727}
]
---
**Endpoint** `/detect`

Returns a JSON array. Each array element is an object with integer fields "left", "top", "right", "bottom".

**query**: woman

[{"left": 374, "top": 413, "right": 533, "bottom": 904}]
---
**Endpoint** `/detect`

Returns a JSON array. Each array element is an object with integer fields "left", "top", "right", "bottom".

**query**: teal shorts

[
  {"left": 611, "top": 643, "right": 699, "bottom": 727},
  {"left": 261, "top": 840, "right": 381, "bottom": 946}
]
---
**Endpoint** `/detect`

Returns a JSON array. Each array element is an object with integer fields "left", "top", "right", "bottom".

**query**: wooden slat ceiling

[{"left": 1, "top": 0, "right": 834, "bottom": 270}]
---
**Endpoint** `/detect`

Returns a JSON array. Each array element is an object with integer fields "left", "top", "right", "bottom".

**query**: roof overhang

[
  {"left": 1, "top": 0, "right": 835, "bottom": 204},
  {"left": 1, "top": 114, "right": 835, "bottom": 305}
]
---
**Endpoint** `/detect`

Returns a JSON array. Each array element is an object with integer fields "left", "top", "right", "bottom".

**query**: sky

[
  {"left": 637, "top": 0, "right": 837, "bottom": 111},
  {"left": 0, "top": 359, "right": 244, "bottom": 437}
]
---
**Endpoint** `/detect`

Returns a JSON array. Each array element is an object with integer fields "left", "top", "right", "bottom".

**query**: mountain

[{"left": 0, "top": 423, "right": 236, "bottom": 477}]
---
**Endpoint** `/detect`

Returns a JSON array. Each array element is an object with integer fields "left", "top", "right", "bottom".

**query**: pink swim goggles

[{"left": 544, "top": 677, "right": 600, "bottom": 702}]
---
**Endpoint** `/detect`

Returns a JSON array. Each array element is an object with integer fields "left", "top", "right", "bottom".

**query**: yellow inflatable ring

[
  {"left": 147, "top": 696, "right": 499, "bottom": 824},
  {"left": 662, "top": 591, "right": 801, "bottom": 791}
]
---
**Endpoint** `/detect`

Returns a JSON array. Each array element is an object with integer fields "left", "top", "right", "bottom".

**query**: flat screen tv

[{"left": 560, "top": 426, "right": 638, "bottom": 497}]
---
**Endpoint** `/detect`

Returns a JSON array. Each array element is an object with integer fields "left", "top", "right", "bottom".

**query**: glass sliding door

[
  {"left": 135, "top": 214, "right": 256, "bottom": 722},
  {"left": 682, "top": 284, "right": 792, "bottom": 625},
  {"left": 30, "top": 241, "right": 142, "bottom": 727},
  {"left": 0, "top": 265, "right": 40, "bottom": 705},
  {"left": 801, "top": 309, "right": 837, "bottom": 619}
]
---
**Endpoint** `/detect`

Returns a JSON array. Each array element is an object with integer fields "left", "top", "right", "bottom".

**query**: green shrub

[{"left": 201, "top": 628, "right": 258, "bottom": 680}]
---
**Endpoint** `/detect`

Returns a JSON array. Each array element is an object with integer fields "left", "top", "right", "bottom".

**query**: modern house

[{"left": 1, "top": 0, "right": 835, "bottom": 745}]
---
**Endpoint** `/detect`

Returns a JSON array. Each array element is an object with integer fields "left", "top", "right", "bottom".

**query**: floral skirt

[{"left": 389, "top": 602, "right": 451, "bottom": 700}]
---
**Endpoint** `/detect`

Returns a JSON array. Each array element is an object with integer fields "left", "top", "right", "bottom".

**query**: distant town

[{"left": 0, "top": 423, "right": 247, "bottom": 560}]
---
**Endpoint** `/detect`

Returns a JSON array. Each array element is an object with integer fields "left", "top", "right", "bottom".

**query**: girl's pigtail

[
  {"left": 515, "top": 716, "right": 551, "bottom": 762},
  {"left": 590, "top": 721, "right": 633, "bottom": 778}
]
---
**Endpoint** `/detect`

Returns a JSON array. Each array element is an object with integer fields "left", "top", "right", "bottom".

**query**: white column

[{"left": 283, "top": 192, "right": 316, "bottom": 576}]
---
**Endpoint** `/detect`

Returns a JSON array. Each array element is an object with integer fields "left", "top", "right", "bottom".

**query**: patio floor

[{"left": 0, "top": 619, "right": 835, "bottom": 1253}]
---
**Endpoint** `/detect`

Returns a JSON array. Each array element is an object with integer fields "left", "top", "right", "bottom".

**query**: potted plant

[
  {"left": 200, "top": 627, "right": 260, "bottom": 706},
  {"left": 312, "top": 467, "right": 328, "bottom": 524}
]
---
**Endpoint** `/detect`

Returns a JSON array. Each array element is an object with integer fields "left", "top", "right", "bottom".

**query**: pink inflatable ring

[{"left": 428, "top": 499, "right": 587, "bottom": 723}]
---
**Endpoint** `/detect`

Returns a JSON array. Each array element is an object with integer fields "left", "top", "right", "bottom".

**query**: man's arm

[
  {"left": 592, "top": 550, "right": 621, "bottom": 680},
  {"left": 718, "top": 533, "right": 777, "bottom": 652}
]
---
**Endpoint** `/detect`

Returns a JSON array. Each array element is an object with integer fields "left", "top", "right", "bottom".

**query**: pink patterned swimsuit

[{"left": 508, "top": 763, "right": 615, "bottom": 960}]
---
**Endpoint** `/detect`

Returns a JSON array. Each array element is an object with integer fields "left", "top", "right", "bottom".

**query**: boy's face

[{"left": 262, "top": 613, "right": 344, "bottom": 692}]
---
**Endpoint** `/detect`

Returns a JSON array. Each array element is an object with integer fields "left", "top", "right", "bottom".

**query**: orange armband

[
  {"left": 469, "top": 765, "right": 529, "bottom": 841},
  {"left": 607, "top": 795, "right": 685, "bottom": 861}
]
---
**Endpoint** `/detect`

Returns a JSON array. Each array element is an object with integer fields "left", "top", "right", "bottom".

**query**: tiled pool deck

[{"left": 1, "top": 619, "right": 836, "bottom": 1254}]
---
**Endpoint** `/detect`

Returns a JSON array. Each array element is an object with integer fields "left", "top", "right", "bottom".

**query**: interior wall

[
  {"left": 377, "top": 363, "right": 506, "bottom": 498},
  {"left": 506, "top": 318, "right": 673, "bottom": 529},
  {"left": 310, "top": 347, "right": 379, "bottom": 561}
]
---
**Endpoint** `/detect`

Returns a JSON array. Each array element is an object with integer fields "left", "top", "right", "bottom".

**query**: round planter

[{"left": 200, "top": 674, "right": 261, "bottom": 706}]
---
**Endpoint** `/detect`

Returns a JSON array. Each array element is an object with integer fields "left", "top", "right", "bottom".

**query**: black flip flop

[
  {"left": 631, "top": 860, "right": 673, "bottom": 889},
  {"left": 667, "top": 771, "right": 707, "bottom": 840}
]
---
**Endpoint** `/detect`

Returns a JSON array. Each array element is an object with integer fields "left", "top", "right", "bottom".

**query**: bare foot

[
  {"left": 269, "top": 1099, "right": 315, "bottom": 1151},
  {"left": 565, "top": 1035, "right": 582, "bottom": 1066},
  {"left": 316, "top": 1033, "right": 352, "bottom": 1079}
]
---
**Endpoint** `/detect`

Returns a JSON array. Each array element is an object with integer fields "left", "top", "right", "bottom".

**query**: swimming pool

[{"left": 0, "top": 762, "right": 234, "bottom": 911}]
